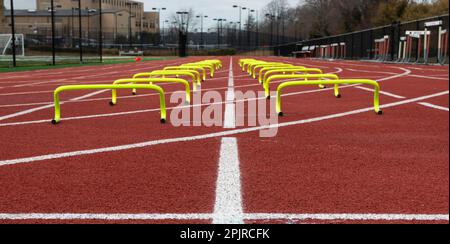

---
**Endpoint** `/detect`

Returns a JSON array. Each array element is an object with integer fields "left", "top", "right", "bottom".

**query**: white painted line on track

[
  {"left": 224, "top": 57, "right": 236, "bottom": 129},
  {"left": 0, "top": 90, "right": 448, "bottom": 167},
  {"left": 354, "top": 86, "right": 406, "bottom": 99},
  {"left": 418, "top": 102, "right": 449, "bottom": 112},
  {"left": 0, "top": 213, "right": 447, "bottom": 222},
  {"left": 245, "top": 213, "right": 449, "bottom": 222},
  {"left": 0, "top": 89, "right": 108, "bottom": 122},
  {"left": 213, "top": 137, "right": 244, "bottom": 224}
]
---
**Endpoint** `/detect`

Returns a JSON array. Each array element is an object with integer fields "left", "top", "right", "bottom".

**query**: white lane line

[
  {"left": 0, "top": 104, "right": 54, "bottom": 122},
  {"left": 0, "top": 213, "right": 212, "bottom": 221},
  {"left": 418, "top": 102, "right": 449, "bottom": 112},
  {"left": 0, "top": 90, "right": 448, "bottom": 167},
  {"left": 0, "top": 213, "right": 447, "bottom": 222},
  {"left": 213, "top": 137, "right": 244, "bottom": 224},
  {"left": 0, "top": 90, "right": 53, "bottom": 96},
  {"left": 0, "top": 89, "right": 109, "bottom": 122},
  {"left": 245, "top": 213, "right": 449, "bottom": 221},
  {"left": 224, "top": 57, "right": 236, "bottom": 129},
  {"left": 355, "top": 86, "right": 406, "bottom": 99}
]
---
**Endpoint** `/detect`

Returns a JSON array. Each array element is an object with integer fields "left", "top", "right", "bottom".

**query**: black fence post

[
  {"left": 390, "top": 21, "right": 399, "bottom": 61},
  {"left": 78, "top": 0, "right": 83, "bottom": 63},
  {"left": 50, "top": 0, "right": 56, "bottom": 65},
  {"left": 9, "top": 0, "right": 16, "bottom": 67},
  {"left": 99, "top": 0, "right": 102, "bottom": 63}
]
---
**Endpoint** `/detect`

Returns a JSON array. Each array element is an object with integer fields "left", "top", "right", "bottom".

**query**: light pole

[
  {"left": 265, "top": 14, "right": 275, "bottom": 47},
  {"left": 162, "top": 20, "right": 169, "bottom": 46},
  {"left": 176, "top": 11, "right": 189, "bottom": 57},
  {"left": 213, "top": 18, "right": 226, "bottom": 48},
  {"left": 251, "top": 9, "right": 259, "bottom": 48},
  {"left": 85, "top": 8, "right": 97, "bottom": 47},
  {"left": 126, "top": 2, "right": 138, "bottom": 49},
  {"left": 233, "top": 5, "right": 246, "bottom": 48},
  {"left": 196, "top": 15, "right": 208, "bottom": 48},
  {"left": 229, "top": 21, "right": 234, "bottom": 46},
  {"left": 152, "top": 7, "right": 166, "bottom": 45},
  {"left": 114, "top": 13, "right": 123, "bottom": 44},
  {"left": 243, "top": 8, "right": 254, "bottom": 48}
]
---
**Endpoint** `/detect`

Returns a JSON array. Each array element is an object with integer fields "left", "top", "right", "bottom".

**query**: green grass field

[{"left": 0, "top": 56, "right": 177, "bottom": 73}]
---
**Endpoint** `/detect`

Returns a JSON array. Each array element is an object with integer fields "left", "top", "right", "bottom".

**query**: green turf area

[{"left": 0, "top": 56, "right": 177, "bottom": 73}]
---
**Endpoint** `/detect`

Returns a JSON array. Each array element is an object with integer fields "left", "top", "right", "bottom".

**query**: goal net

[{"left": 0, "top": 34, "right": 25, "bottom": 56}]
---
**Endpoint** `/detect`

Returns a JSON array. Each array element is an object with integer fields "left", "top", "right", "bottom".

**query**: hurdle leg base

[
  {"left": 51, "top": 119, "right": 59, "bottom": 125},
  {"left": 278, "top": 112, "right": 284, "bottom": 117},
  {"left": 377, "top": 110, "right": 383, "bottom": 115},
  {"left": 160, "top": 118, "right": 167, "bottom": 124},
  {"left": 109, "top": 101, "right": 115, "bottom": 106},
  {"left": 132, "top": 92, "right": 137, "bottom": 95},
  {"left": 336, "top": 94, "right": 342, "bottom": 98}
]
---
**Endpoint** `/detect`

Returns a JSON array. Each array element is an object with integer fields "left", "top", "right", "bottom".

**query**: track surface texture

[{"left": 0, "top": 56, "right": 448, "bottom": 224}]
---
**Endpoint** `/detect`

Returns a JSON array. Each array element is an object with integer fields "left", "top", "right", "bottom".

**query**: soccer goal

[{"left": 0, "top": 34, "right": 25, "bottom": 56}]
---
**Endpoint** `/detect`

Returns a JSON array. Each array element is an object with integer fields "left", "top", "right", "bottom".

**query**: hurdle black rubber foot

[
  {"left": 267, "top": 96, "right": 271, "bottom": 100},
  {"left": 160, "top": 118, "right": 166, "bottom": 124},
  {"left": 109, "top": 101, "right": 115, "bottom": 106},
  {"left": 132, "top": 92, "right": 137, "bottom": 95},
  {"left": 51, "top": 120, "right": 58, "bottom": 125},
  {"left": 377, "top": 110, "right": 383, "bottom": 115},
  {"left": 278, "top": 112, "right": 284, "bottom": 117},
  {"left": 336, "top": 94, "right": 342, "bottom": 98}
]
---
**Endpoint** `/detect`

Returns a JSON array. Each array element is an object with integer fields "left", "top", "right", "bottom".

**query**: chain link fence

[{"left": 276, "top": 14, "right": 449, "bottom": 65}]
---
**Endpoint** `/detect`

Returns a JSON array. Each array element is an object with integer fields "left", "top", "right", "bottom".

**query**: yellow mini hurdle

[
  {"left": 258, "top": 66, "right": 305, "bottom": 83},
  {"left": 242, "top": 60, "right": 266, "bottom": 72},
  {"left": 164, "top": 66, "right": 207, "bottom": 81},
  {"left": 132, "top": 70, "right": 200, "bottom": 92},
  {"left": 182, "top": 63, "right": 215, "bottom": 78},
  {"left": 111, "top": 78, "right": 191, "bottom": 105},
  {"left": 52, "top": 84, "right": 167, "bottom": 124},
  {"left": 194, "top": 61, "right": 221, "bottom": 71},
  {"left": 204, "top": 60, "right": 223, "bottom": 69},
  {"left": 276, "top": 78, "right": 382, "bottom": 116},
  {"left": 263, "top": 68, "right": 326, "bottom": 96},
  {"left": 251, "top": 63, "right": 294, "bottom": 79},
  {"left": 265, "top": 74, "right": 340, "bottom": 98}
]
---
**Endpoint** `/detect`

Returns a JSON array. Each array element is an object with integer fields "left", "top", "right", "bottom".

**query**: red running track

[{"left": 0, "top": 56, "right": 448, "bottom": 224}]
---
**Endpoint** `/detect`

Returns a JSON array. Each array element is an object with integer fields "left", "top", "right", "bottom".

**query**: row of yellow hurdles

[
  {"left": 51, "top": 59, "right": 223, "bottom": 124},
  {"left": 239, "top": 58, "right": 383, "bottom": 116}
]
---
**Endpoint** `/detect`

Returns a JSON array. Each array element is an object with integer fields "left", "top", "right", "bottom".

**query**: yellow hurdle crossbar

[
  {"left": 264, "top": 73, "right": 332, "bottom": 98},
  {"left": 247, "top": 61, "right": 276, "bottom": 75},
  {"left": 205, "top": 60, "right": 223, "bottom": 69},
  {"left": 182, "top": 63, "right": 215, "bottom": 78},
  {"left": 251, "top": 63, "right": 294, "bottom": 79},
  {"left": 263, "top": 68, "right": 324, "bottom": 84},
  {"left": 52, "top": 84, "right": 167, "bottom": 124},
  {"left": 164, "top": 66, "right": 207, "bottom": 81},
  {"left": 195, "top": 61, "right": 221, "bottom": 71},
  {"left": 276, "top": 79, "right": 382, "bottom": 116},
  {"left": 239, "top": 59, "right": 256, "bottom": 68},
  {"left": 133, "top": 70, "right": 200, "bottom": 92},
  {"left": 242, "top": 60, "right": 266, "bottom": 72},
  {"left": 111, "top": 78, "right": 191, "bottom": 104},
  {"left": 258, "top": 66, "right": 306, "bottom": 83}
]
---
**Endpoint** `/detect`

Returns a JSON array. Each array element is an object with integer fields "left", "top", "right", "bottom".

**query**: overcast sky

[{"left": 5, "top": 0, "right": 300, "bottom": 27}]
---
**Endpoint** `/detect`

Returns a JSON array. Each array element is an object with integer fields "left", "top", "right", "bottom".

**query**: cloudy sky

[{"left": 5, "top": 0, "right": 301, "bottom": 27}]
